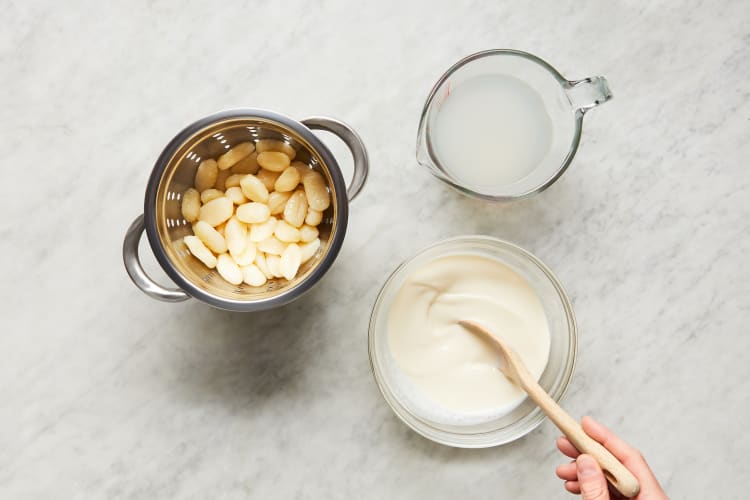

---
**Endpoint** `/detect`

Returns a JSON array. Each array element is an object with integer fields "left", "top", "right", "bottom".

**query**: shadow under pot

[{"left": 123, "top": 109, "right": 369, "bottom": 312}]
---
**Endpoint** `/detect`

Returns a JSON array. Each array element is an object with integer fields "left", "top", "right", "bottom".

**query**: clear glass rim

[
  {"left": 416, "top": 49, "right": 584, "bottom": 202},
  {"left": 368, "top": 235, "right": 578, "bottom": 447}
]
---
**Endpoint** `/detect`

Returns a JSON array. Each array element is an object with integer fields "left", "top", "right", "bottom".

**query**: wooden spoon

[{"left": 459, "top": 320, "right": 640, "bottom": 498}]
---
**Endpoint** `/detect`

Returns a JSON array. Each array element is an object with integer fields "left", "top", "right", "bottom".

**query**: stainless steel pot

[{"left": 123, "top": 109, "right": 368, "bottom": 312}]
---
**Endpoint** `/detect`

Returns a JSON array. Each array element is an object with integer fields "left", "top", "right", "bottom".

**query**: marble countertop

[{"left": 2, "top": 1, "right": 748, "bottom": 498}]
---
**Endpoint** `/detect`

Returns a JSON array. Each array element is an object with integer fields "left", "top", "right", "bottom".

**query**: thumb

[{"left": 576, "top": 454, "right": 609, "bottom": 500}]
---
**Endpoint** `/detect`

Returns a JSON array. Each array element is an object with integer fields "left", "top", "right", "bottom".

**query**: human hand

[{"left": 555, "top": 416, "right": 667, "bottom": 499}]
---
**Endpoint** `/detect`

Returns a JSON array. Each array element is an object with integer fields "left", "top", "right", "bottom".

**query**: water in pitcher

[{"left": 432, "top": 73, "right": 554, "bottom": 191}]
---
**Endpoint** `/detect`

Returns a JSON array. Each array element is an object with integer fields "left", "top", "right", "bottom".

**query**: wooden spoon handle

[
  {"left": 457, "top": 321, "right": 640, "bottom": 497},
  {"left": 519, "top": 375, "right": 640, "bottom": 498}
]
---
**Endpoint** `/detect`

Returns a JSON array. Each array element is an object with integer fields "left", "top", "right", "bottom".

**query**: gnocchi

[
  {"left": 249, "top": 217, "right": 278, "bottom": 242},
  {"left": 274, "top": 166, "right": 301, "bottom": 192},
  {"left": 214, "top": 168, "right": 231, "bottom": 190},
  {"left": 257, "top": 236, "right": 286, "bottom": 256},
  {"left": 236, "top": 202, "right": 271, "bottom": 224},
  {"left": 240, "top": 174, "right": 269, "bottom": 203},
  {"left": 283, "top": 190, "right": 308, "bottom": 228},
  {"left": 233, "top": 237, "right": 257, "bottom": 266},
  {"left": 225, "top": 186, "right": 247, "bottom": 205},
  {"left": 254, "top": 252, "right": 273, "bottom": 280},
  {"left": 224, "top": 174, "right": 244, "bottom": 189},
  {"left": 181, "top": 188, "right": 200, "bottom": 222},
  {"left": 267, "top": 191, "right": 291, "bottom": 215},
  {"left": 256, "top": 139, "right": 296, "bottom": 160},
  {"left": 257, "top": 151, "right": 291, "bottom": 173},
  {"left": 218, "top": 142, "right": 255, "bottom": 170},
  {"left": 299, "top": 224, "right": 319, "bottom": 243},
  {"left": 241, "top": 263, "right": 267, "bottom": 287},
  {"left": 231, "top": 152, "right": 259, "bottom": 175},
  {"left": 224, "top": 217, "right": 247, "bottom": 256},
  {"left": 180, "top": 139, "right": 330, "bottom": 287},
  {"left": 199, "top": 196, "right": 234, "bottom": 227},
  {"left": 193, "top": 220, "right": 227, "bottom": 254},
  {"left": 266, "top": 254, "right": 282, "bottom": 278},
  {"left": 300, "top": 238, "right": 321, "bottom": 263},
  {"left": 195, "top": 159, "right": 218, "bottom": 192},
  {"left": 184, "top": 236, "right": 217, "bottom": 269},
  {"left": 216, "top": 253, "right": 243, "bottom": 285},
  {"left": 256, "top": 168, "right": 281, "bottom": 191},
  {"left": 305, "top": 209, "right": 323, "bottom": 226},
  {"left": 274, "top": 220, "right": 301, "bottom": 243},
  {"left": 302, "top": 170, "right": 330, "bottom": 211},
  {"left": 279, "top": 243, "right": 302, "bottom": 280},
  {"left": 200, "top": 188, "right": 224, "bottom": 203}
]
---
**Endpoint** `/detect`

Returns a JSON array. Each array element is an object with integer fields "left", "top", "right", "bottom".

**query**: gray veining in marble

[{"left": 1, "top": 0, "right": 749, "bottom": 498}]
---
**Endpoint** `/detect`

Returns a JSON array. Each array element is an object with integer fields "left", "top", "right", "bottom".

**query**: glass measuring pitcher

[{"left": 417, "top": 49, "right": 612, "bottom": 200}]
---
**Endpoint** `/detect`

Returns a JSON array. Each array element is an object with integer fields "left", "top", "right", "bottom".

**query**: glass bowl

[{"left": 368, "top": 235, "right": 577, "bottom": 447}]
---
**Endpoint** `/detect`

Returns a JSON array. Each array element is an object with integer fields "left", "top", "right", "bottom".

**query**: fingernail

[{"left": 577, "top": 455, "right": 598, "bottom": 477}]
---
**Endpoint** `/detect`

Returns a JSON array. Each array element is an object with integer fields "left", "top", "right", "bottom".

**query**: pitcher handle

[
  {"left": 123, "top": 214, "right": 191, "bottom": 302},
  {"left": 302, "top": 117, "right": 369, "bottom": 201},
  {"left": 566, "top": 76, "right": 613, "bottom": 114}
]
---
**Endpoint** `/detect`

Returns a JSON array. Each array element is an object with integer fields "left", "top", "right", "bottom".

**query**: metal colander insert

[{"left": 151, "top": 115, "right": 340, "bottom": 304}]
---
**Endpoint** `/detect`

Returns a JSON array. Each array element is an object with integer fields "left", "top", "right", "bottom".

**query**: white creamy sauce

[
  {"left": 387, "top": 255, "right": 550, "bottom": 422},
  {"left": 432, "top": 73, "right": 554, "bottom": 190}
]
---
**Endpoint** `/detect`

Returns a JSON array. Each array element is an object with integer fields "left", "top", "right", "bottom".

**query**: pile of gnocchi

[{"left": 180, "top": 139, "right": 327, "bottom": 288}]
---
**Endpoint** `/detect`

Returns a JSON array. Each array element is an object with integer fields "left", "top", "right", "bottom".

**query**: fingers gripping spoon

[{"left": 459, "top": 320, "right": 640, "bottom": 498}]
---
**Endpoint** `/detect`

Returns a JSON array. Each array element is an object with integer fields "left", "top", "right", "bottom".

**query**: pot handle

[
  {"left": 123, "top": 214, "right": 191, "bottom": 302},
  {"left": 302, "top": 117, "right": 369, "bottom": 201}
]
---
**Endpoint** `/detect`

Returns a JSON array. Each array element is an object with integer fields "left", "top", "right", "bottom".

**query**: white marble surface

[{"left": 1, "top": 0, "right": 748, "bottom": 498}]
